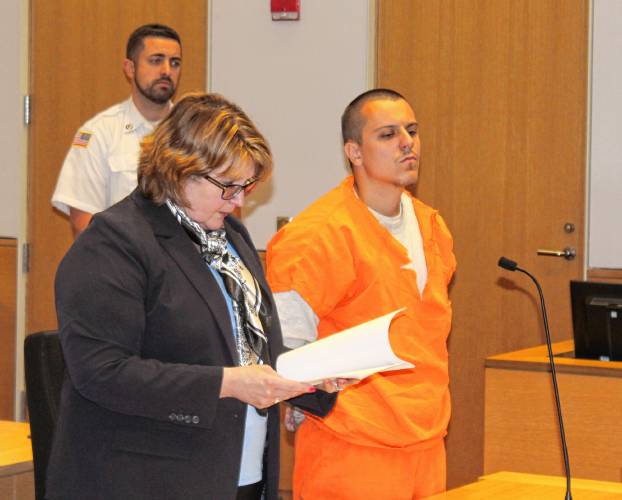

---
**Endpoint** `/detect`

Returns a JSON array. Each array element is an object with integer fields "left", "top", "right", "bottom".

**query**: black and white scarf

[{"left": 166, "top": 200, "right": 267, "bottom": 365}]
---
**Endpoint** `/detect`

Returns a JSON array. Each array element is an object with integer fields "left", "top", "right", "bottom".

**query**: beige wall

[
  {"left": 0, "top": 0, "right": 28, "bottom": 419},
  {"left": 0, "top": 0, "right": 27, "bottom": 239},
  {"left": 208, "top": 0, "right": 375, "bottom": 249},
  {"left": 589, "top": 0, "right": 622, "bottom": 269}
]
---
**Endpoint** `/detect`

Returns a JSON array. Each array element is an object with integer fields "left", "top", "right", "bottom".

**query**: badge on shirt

[{"left": 72, "top": 130, "right": 92, "bottom": 148}]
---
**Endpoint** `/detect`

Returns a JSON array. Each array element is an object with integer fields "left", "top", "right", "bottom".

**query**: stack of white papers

[{"left": 276, "top": 309, "right": 414, "bottom": 384}]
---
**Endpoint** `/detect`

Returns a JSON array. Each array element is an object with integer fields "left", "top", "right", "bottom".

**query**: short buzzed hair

[
  {"left": 341, "top": 88, "right": 407, "bottom": 144},
  {"left": 126, "top": 23, "right": 181, "bottom": 62}
]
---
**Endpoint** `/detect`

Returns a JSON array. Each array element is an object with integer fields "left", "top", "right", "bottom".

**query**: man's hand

[
  {"left": 284, "top": 404, "right": 306, "bottom": 432},
  {"left": 69, "top": 207, "right": 93, "bottom": 238},
  {"left": 319, "top": 377, "right": 359, "bottom": 393},
  {"left": 284, "top": 378, "right": 359, "bottom": 432}
]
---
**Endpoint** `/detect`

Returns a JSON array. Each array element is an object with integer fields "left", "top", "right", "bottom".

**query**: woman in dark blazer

[{"left": 46, "top": 93, "right": 337, "bottom": 500}]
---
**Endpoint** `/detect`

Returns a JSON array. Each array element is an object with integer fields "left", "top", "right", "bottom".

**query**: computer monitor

[{"left": 570, "top": 280, "right": 622, "bottom": 361}]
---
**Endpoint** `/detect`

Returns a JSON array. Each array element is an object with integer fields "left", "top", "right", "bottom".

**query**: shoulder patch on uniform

[{"left": 72, "top": 130, "right": 92, "bottom": 148}]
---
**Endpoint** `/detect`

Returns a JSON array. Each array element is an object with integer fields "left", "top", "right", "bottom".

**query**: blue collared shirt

[{"left": 208, "top": 242, "right": 267, "bottom": 486}]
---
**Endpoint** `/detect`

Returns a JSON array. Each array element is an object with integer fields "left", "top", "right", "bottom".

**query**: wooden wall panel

[
  {"left": 0, "top": 239, "right": 17, "bottom": 419},
  {"left": 0, "top": 471, "right": 34, "bottom": 500},
  {"left": 377, "top": 0, "right": 589, "bottom": 488},
  {"left": 587, "top": 268, "right": 622, "bottom": 284},
  {"left": 485, "top": 367, "right": 622, "bottom": 481}
]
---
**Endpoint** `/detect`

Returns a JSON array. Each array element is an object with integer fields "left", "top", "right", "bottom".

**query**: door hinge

[
  {"left": 22, "top": 242, "right": 30, "bottom": 273},
  {"left": 23, "top": 94, "right": 31, "bottom": 125}
]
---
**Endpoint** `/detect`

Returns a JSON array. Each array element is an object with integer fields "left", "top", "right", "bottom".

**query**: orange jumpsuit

[{"left": 267, "top": 177, "right": 456, "bottom": 499}]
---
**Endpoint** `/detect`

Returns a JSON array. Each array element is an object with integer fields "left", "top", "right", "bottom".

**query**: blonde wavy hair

[{"left": 138, "top": 92, "right": 272, "bottom": 206}]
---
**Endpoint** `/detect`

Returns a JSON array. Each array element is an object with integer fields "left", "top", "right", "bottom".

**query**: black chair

[{"left": 24, "top": 331, "right": 65, "bottom": 500}]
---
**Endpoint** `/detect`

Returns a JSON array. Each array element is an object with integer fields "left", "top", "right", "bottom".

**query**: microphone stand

[{"left": 498, "top": 257, "right": 572, "bottom": 500}]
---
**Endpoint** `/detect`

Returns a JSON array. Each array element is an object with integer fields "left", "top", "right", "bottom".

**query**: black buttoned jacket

[{"left": 46, "top": 189, "right": 335, "bottom": 500}]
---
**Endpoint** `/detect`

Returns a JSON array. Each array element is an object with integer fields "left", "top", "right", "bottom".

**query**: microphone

[
  {"left": 497, "top": 257, "right": 572, "bottom": 500},
  {"left": 497, "top": 256, "right": 518, "bottom": 271}
]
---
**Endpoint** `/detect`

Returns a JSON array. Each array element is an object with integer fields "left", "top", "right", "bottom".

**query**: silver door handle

[{"left": 537, "top": 247, "right": 576, "bottom": 260}]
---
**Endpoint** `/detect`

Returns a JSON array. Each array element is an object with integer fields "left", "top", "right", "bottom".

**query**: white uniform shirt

[{"left": 52, "top": 97, "right": 158, "bottom": 215}]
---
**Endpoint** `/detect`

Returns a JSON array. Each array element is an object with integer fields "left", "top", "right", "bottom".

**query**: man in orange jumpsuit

[{"left": 266, "top": 88, "right": 456, "bottom": 499}]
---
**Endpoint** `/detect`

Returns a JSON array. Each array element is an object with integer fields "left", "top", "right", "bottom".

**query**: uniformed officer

[{"left": 52, "top": 23, "right": 182, "bottom": 236}]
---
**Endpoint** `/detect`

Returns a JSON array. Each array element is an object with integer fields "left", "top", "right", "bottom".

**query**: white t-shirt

[
  {"left": 368, "top": 192, "right": 428, "bottom": 294},
  {"left": 52, "top": 97, "right": 158, "bottom": 215}
]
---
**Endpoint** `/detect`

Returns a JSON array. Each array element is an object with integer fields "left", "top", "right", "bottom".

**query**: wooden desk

[
  {"left": 0, "top": 421, "right": 34, "bottom": 500},
  {"left": 428, "top": 471, "right": 622, "bottom": 499},
  {"left": 484, "top": 341, "right": 622, "bottom": 482}
]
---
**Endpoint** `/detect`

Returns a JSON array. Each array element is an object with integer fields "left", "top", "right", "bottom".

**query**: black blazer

[{"left": 46, "top": 190, "right": 335, "bottom": 500}]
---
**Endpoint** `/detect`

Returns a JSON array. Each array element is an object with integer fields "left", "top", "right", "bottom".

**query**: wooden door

[
  {"left": 377, "top": 0, "right": 588, "bottom": 488},
  {"left": 27, "top": 0, "right": 207, "bottom": 334}
]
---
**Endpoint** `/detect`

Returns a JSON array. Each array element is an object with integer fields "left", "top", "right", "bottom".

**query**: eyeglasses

[{"left": 203, "top": 174, "right": 258, "bottom": 200}]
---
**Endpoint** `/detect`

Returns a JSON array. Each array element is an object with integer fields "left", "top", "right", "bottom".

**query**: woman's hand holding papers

[{"left": 221, "top": 365, "right": 315, "bottom": 409}]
